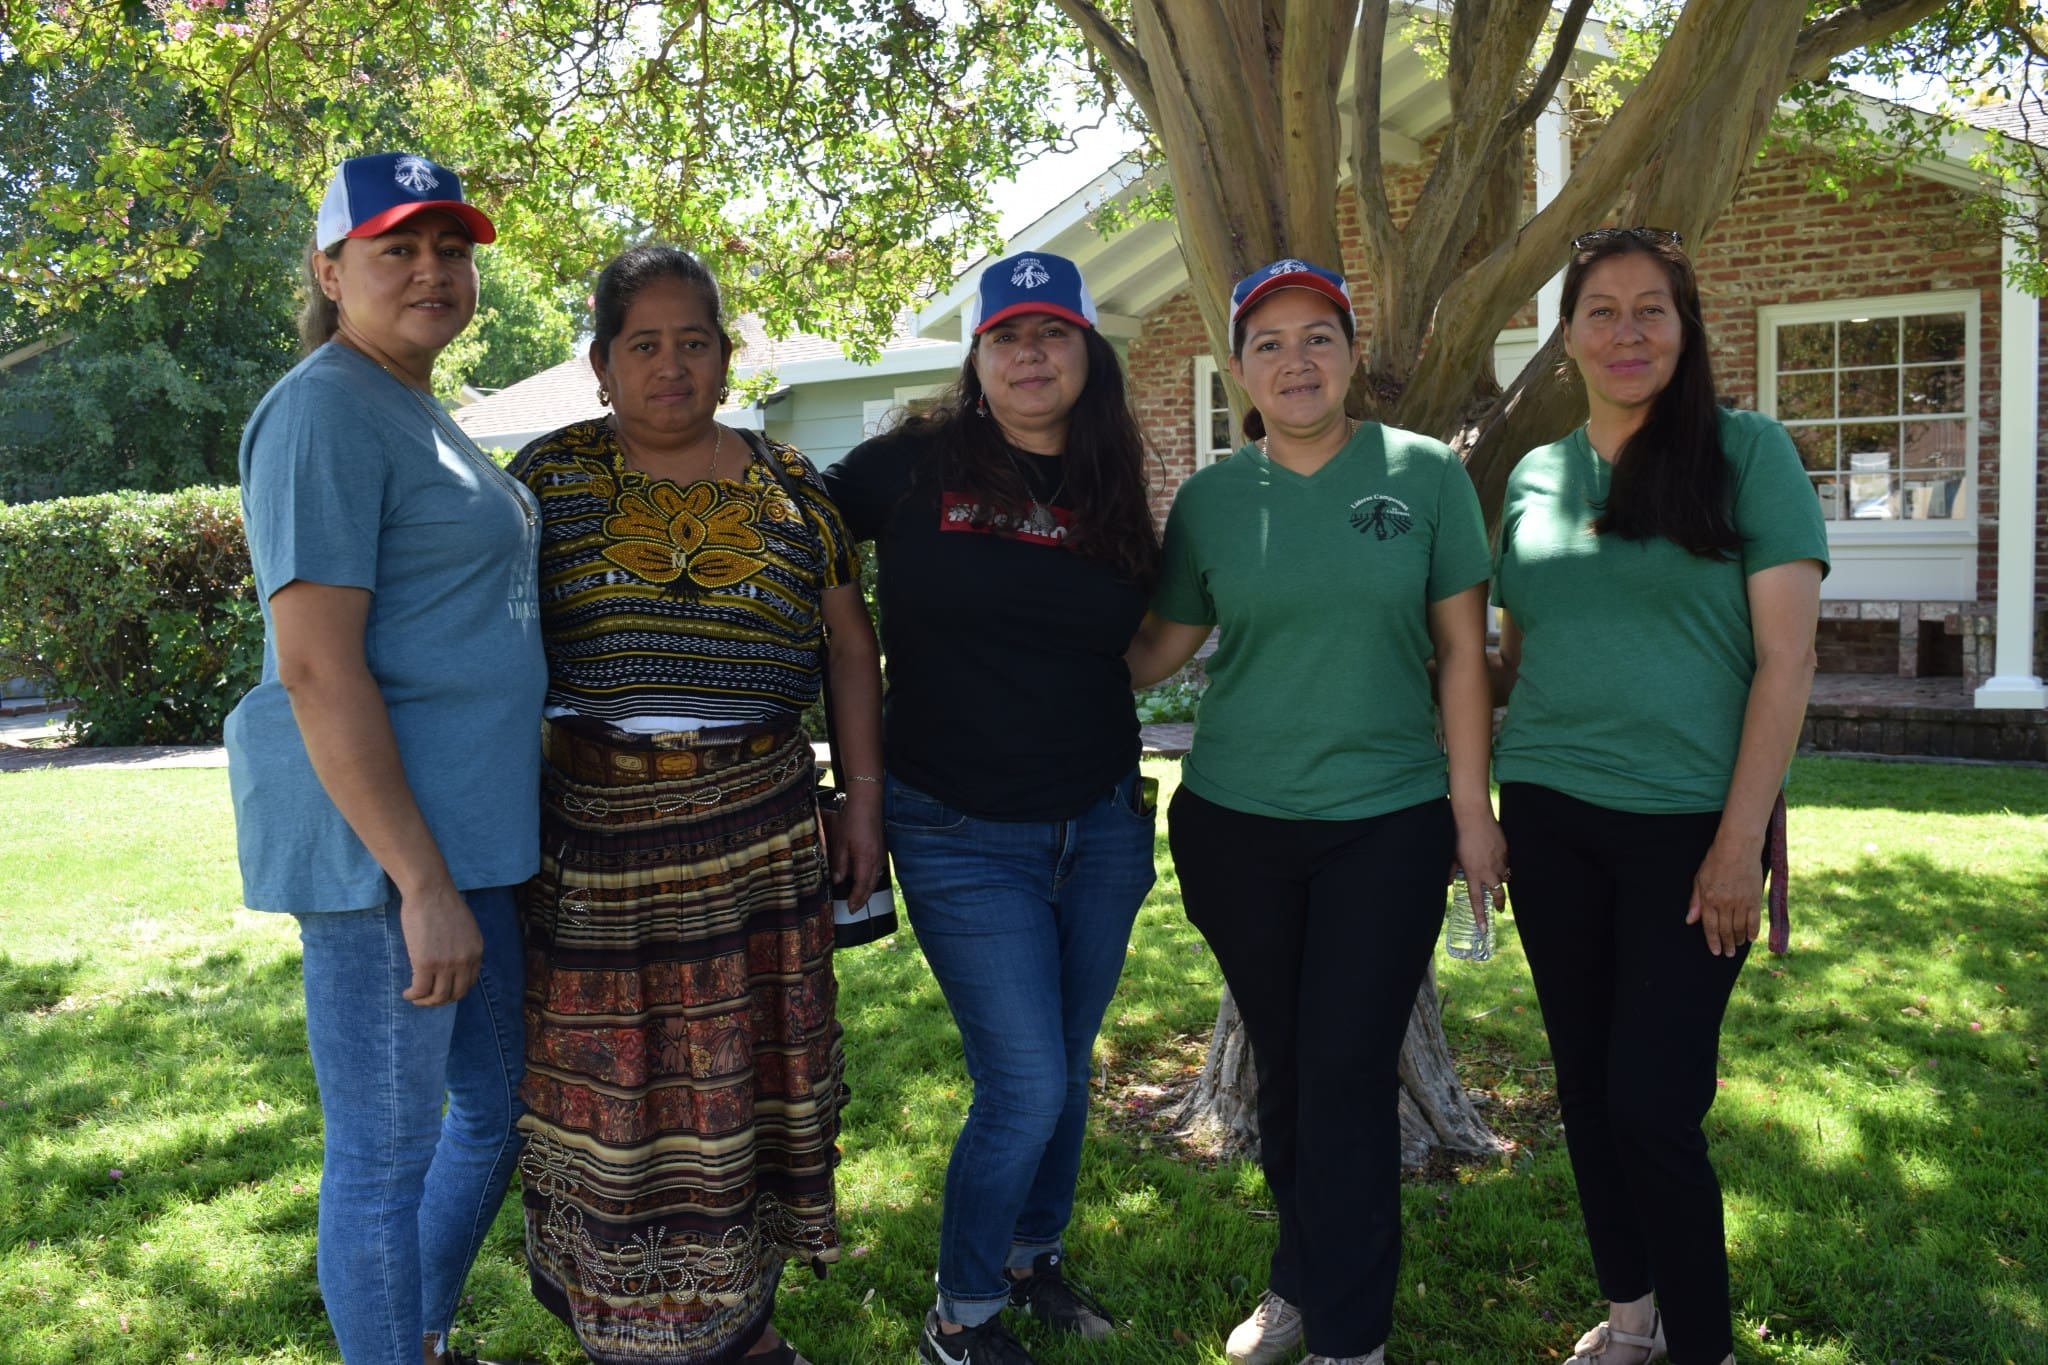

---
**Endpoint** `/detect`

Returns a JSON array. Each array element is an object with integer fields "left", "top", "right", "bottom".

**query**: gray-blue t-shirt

[{"left": 224, "top": 343, "right": 546, "bottom": 912}]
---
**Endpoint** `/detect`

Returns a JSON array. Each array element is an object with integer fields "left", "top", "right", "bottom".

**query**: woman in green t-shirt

[
  {"left": 1491, "top": 229, "right": 1826, "bottom": 1365},
  {"left": 1128, "top": 260, "right": 1503, "bottom": 1365}
]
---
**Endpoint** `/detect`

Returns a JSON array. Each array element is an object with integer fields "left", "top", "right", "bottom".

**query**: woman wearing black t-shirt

[{"left": 823, "top": 250, "right": 1161, "bottom": 1365}]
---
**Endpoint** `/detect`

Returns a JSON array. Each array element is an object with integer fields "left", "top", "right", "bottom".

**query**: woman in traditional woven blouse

[{"left": 507, "top": 244, "right": 882, "bottom": 1365}]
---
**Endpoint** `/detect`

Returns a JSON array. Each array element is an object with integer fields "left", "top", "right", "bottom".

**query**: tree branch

[
  {"left": 1399, "top": 0, "right": 1764, "bottom": 426},
  {"left": 1049, "top": 0, "right": 1156, "bottom": 118},
  {"left": 1788, "top": 0, "right": 1956, "bottom": 83},
  {"left": 1349, "top": 1, "right": 1397, "bottom": 270},
  {"left": 1501, "top": 0, "right": 1594, "bottom": 136}
]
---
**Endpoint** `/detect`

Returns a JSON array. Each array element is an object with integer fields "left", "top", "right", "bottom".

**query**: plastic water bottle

[{"left": 1445, "top": 872, "right": 1493, "bottom": 962}]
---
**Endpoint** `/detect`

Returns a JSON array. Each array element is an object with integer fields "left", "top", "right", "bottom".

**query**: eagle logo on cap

[
  {"left": 1011, "top": 257, "right": 1051, "bottom": 289},
  {"left": 1269, "top": 259, "right": 1310, "bottom": 277},
  {"left": 393, "top": 156, "right": 440, "bottom": 194}
]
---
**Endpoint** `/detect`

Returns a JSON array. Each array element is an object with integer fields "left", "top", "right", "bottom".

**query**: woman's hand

[
  {"left": 830, "top": 786, "right": 885, "bottom": 910},
  {"left": 1686, "top": 835, "right": 1763, "bottom": 956},
  {"left": 1452, "top": 809, "right": 1511, "bottom": 922},
  {"left": 398, "top": 881, "right": 485, "bottom": 1005}
]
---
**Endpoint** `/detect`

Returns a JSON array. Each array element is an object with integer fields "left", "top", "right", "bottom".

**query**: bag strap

[{"left": 735, "top": 428, "right": 843, "bottom": 791}]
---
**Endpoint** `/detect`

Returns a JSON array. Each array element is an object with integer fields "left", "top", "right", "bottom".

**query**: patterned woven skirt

[{"left": 519, "top": 716, "right": 843, "bottom": 1365}]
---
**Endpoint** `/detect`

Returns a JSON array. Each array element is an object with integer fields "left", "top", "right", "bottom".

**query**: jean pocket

[
  {"left": 884, "top": 777, "right": 969, "bottom": 834},
  {"left": 1105, "top": 768, "right": 1157, "bottom": 825}
]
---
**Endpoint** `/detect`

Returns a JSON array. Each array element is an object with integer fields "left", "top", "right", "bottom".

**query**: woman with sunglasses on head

[
  {"left": 224, "top": 152, "right": 542, "bottom": 1365},
  {"left": 822, "top": 250, "right": 1161, "bottom": 1365},
  {"left": 1126, "top": 260, "right": 1503, "bottom": 1365},
  {"left": 1491, "top": 227, "right": 1826, "bottom": 1365},
  {"left": 507, "top": 244, "right": 881, "bottom": 1365}
]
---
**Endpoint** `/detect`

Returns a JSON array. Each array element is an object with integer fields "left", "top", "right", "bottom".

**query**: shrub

[
  {"left": 1134, "top": 673, "right": 1208, "bottom": 724},
  {"left": 0, "top": 487, "right": 261, "bottom": 744}
]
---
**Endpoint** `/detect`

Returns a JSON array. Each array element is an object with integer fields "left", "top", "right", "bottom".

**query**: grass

[{"left": 1, "top": 758, "right": 2043, "bottom": 1363}]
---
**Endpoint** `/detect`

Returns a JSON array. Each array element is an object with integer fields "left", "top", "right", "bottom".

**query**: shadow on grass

[
  {"left": 0, "top": 951, "right": 320, "bottom": 1218},
  {"left": 0, "top": 951, "right": 81, "bottom": 1013},
  {"left": 1701, "top": 850, "right": 2040, "bottom": 1359}
]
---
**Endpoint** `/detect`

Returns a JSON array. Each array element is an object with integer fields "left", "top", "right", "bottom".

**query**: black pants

[
  {"left": 1500, "top": 782, "right": 1751, "bottom": 1365},
  {"left": 1168, "top": 786, "right": 1454, "bottom": 1357}
]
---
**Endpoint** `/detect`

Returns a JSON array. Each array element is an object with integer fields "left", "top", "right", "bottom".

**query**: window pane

[
  {"left": 1842, "top": 422, "right": 1898, "bottom": 461},
  {"left": 1777, "top": 321, "right": 1834, "bottom": 372},
  {"left": 1788, "top": 424, "right": 1836, "bottom": 472},
  {"left": 1903, "top": 312, "right": 1966, "bottom": 363},
  {"left": 1778, "top": 372, "right": 1834, "bottom": 420},
  {"left": 1838, "top": 317, "right": 1897, "bottom": 368},
  {"left": 1208, "top": 371, "right": 1232, "bottom": 452},
  {"left": 1812, "top": 475, "right": 1842, "bottom": 521},
  {"left": 1840, "top": 366, "right": 1899, "bottom": 418},
  {"left": 1848, "top": 468, "right": 1899, "bottom": 519},
  {"left": 1902, "top": 472, "right": 1962, "bottom": 519},
  {"left": 1901, "top": 418, "right": 1966, "bottom": 471},
  {"left": 1902, "top": 363, "right": 1964, "bottom": 414}
]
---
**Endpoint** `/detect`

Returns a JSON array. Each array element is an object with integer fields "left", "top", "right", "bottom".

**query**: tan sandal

[{"left": 1568, "top": 1311, "right": 1666, "bottom": 1364}]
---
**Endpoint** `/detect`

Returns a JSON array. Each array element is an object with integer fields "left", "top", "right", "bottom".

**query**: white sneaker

[{"left": 1225, "top": 1290, "right": 1304, "bottom": 1364}]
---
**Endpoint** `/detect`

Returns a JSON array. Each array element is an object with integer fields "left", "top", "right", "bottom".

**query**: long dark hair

[
  {"left": 1562, "top": 234, "right": 1738, "bottom": 559},
  {"left": 590, "top": 244, "right": 734, "bottom": 366},
  {"left": 895, "top": 327, "right": 1160, "bottom": 587}
]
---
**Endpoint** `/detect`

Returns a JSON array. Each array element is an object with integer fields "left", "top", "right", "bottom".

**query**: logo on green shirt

[{"left": 1349, "top": 494, "right": 1413, "bottom": 541}]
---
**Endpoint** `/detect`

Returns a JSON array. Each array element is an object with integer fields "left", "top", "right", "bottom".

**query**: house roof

[
  {"left": 452, "top": 309, "right": 962, "bottom": 446},
  {"left": 452, "top": 354, "right": 603, "bottom": 444},
  {"left": 1963, "top": 97, "right": 2048, "bottom": 147}
]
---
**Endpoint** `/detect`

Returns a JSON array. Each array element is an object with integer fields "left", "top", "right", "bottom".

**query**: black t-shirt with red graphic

[{"left": 822, "top": 427, "right": 1147, "bottom": 821}]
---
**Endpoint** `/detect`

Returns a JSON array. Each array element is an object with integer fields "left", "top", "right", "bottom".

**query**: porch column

[
  {"left": 1535, "top": 97, "right": 1571, "bottom": 339},
  {"left": 1975, "top": 201, "right": 2047, "bottom": 709}
]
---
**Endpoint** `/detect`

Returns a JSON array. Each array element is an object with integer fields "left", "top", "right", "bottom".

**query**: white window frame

[
  {"left": 860, "top": 382, "right": 945, "bottom": 440},
  {"left": 1192, "top": 355, "right": 1238, "bottom": 469},
  {"left": 1756, "top": 289, "right": 1980, "bottom": 547}
]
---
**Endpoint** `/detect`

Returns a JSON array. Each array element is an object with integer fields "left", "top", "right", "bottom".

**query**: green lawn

[{"left": 1, "top": 758, "right": 2043, "bottom": 1363}]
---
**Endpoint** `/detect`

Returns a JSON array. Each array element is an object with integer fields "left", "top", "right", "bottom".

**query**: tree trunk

[{"left": 1172, "top": 965, "right": 1503, "bottom": 1171}]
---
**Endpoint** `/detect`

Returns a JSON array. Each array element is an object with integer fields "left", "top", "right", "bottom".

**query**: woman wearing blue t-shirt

[
  {"left": 223, "top": 152, "right": 544, "bottom": 1365},
  {"left": 1491, "top": 228, "right": 1826, "bottom": 1365},
  {"left": 1127, "top": 260, "right": 1504, "bottom": 1365}
]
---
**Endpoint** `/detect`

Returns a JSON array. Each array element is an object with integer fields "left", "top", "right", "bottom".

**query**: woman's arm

[
  {"left": 1429, "top": 583, "right": 1508, "bottom": 913},
  {"left": 1489, "top": 609, "right": 1522, "bottom": 707},
  {"left": 270, "top": 581, "right": 480, "bottom": 1006},
  {"left": 1687, "top": 558, "right": 1824, "bottom": 955},
  {"left": 1125, "top": 612, "right": 1214, "bottom": 690},
  {"left": 821, "top": 581, "right": 885, "bottom": 909}
]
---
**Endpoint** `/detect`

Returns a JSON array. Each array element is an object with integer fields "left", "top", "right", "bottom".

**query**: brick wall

[
  {"left": 1120, "top": 135, "right": 2045, "bottom": 620},
  {"left": 1815, "top": 619, "right": 1901, "bottom": 674}
]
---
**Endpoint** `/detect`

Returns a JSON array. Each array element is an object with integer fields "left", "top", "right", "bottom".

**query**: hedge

[{"left": 0, "top": 487, "right": 261, "bottom": 745}]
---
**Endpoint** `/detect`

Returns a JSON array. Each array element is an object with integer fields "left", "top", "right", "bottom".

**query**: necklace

[
  {"left": 354, "top": 345, "right": 538, "bottom": 531},
  {"left": 996, "top": 442, "right": 1067, "bottom": 539},
  {"left": 1259, "top": 415, "right": 1360, "bottom": 461},
  {"left": 611, "top": 418, "right": 727, "bottom": 485}
]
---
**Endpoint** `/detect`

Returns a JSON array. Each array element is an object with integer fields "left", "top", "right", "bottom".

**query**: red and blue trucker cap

[
  {"left": 315, "top": 152, "right": 496, "bottom": 251},
  {"left": 966, "top": 251, "right": 1098, "bottom": 335},
  {"left": 1229, "top": 258, "right": 1352, "bottom": 333}
]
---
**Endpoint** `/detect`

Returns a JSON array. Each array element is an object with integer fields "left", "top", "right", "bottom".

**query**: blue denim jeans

[
  {"left": 295, "top": 886, "right": 525, "bottom": 1364},
  {"left": 885, "top": 771, "right": 1157, "bottom": 1327}
]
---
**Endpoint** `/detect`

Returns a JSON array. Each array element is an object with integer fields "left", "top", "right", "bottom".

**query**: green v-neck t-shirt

[
  {"left": 1491, "top": 406, "right": 1829, "bottom": 814},
  {"left": 1152, "top": 422, "right": 1491, "bottom": 820}
]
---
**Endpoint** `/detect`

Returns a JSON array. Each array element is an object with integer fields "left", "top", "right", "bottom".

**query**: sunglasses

[{"left": 1571, "top": 225, "right": 1684, "bottom": 251}]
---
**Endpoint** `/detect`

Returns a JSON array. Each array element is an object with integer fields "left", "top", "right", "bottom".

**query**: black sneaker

[
  {"left": 1006, "top": 1251, "right": 1115, "bottom": 1340},
  {"left": 919, "top": 1309, "right": 1038, "bottom": 1365}
]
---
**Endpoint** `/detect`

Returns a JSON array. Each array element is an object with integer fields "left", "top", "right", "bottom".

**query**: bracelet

[{"left": 845, "top": 774, "right": 882, "bottom": 785}]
